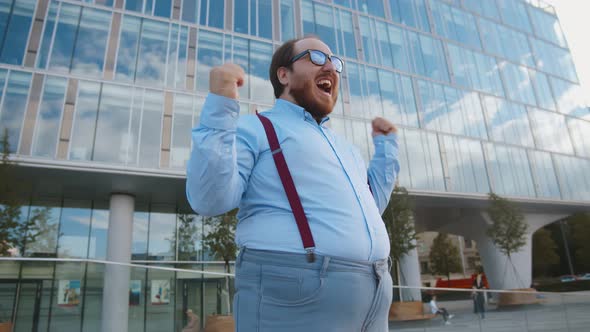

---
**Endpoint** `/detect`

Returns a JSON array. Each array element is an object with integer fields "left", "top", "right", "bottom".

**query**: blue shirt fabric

[{"left": 186, "top": 94, "right": 400, "bottom": 261}]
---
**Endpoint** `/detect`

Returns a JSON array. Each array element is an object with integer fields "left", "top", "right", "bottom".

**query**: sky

[{"left": 549, "top": 0, "right": 590, "bottom": 91}]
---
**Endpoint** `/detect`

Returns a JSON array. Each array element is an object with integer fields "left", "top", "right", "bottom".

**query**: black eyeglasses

[{"left": 290, "top": 49, "right": 344, "bottom": 73}]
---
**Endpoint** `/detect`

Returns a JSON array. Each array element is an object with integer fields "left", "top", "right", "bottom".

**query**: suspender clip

[{"left": 305, "top": 247, "right": 316, "bottom": 263}]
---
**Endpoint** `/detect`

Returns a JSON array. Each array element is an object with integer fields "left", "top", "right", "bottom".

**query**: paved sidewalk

[{"left": 388, "top": 295, "right": 590, "bottom": 332}]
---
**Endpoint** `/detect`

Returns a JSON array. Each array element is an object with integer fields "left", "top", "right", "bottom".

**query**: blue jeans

[{"left": 233, "top": 248, "right": 393, "bottom": 332}]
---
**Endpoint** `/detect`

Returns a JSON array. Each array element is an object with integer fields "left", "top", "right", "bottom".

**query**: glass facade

[{"left": 1, "top": 0, "right": 590, "bottom": 330}]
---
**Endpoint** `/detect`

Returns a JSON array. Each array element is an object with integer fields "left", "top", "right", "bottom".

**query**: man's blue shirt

[{"left": 186, "top": 94, "right": 400, "bottom": 261}]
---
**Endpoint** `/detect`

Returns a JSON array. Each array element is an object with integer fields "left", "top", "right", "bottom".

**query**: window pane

[
  {"left": 463, "top": 0, "right": 499, "bottom": 20},
  {"left": 302, "top": 0, "right": 337, "bottom": 52},
  {"left": 529, "top": 6, "right": 567, "bottom": 48},
  {"left": 249, "top": 40, "right": 274, "bottom": 105},
  {"left": 57, "top": 201, "right": 92, "bottom": 258},
  {"left": 36, "top": 1, "right": 59, "bottom": 69},
  {"left": 531, "top": 37, "right": 578, "bottom": 83},
  {"left": 378, "top": 70, "right": 418, "bottom": 127},
  {"left": 430, "top": 0, "right": 481, "bottom": 49},
  {"left": 550, "top": 77, "right": 590, "bottom": 120},
  {"left": 567, "top": 118, "right": 590, "bottom": 158},
  {"left": 175, "top": 26, "right": 189, "bottom": 88},
  {"left": 70, "top": 81, "right": 101, "bottom": 161},
  {"left": 115, "top": 16, "right": 141, "bottom": 82},
  {"left": 132, "top": 208, "right": 149, "bottom": 260},
  {"left": 528, "top": 150, "right": 561, "bottom": 199},
  {"left": 482, "top": 96, "right": 534, "bottom": 147},
  {"left": 407, "top": 31, "right": 449, "bottom": 82},
  {"left": 208, "top": 0, "right": 224, "bottom": 29},
  {"left": 484, "top": 143, "right": 535, "bottom": 197},
  {"left": 0, "top": 0, "right": 36, "bottom": 65},
  {"left": 136, "top": 19, "right": 169, "bottom": 86},
  {"left": 138, "top": 89, "right": 163, "bottom": 168},
  {"left": 258, "top": 0, "right": 272, "bottom": 39},
  {"left": 357, "top": 0, "right": 384, "bottom": 18},
  {"left": 196, "top": 30, "right": 223, "bottom": 92},
  {"left": 170, "top": 94, "right": 193, "bottom": 169},
  {"left": 71, "top": 7, "right": 111, "bottom": 77},
  {"left": 418, "top": 79, "right": 487, "bottom": 139},
  {"left": 147, "top": 209, "right": 176, "bottom": 260},
  {"left": 0, "top": 70, "right": 32, "bottom": 152},
  {"left": 154, "top": 0, "right": 171, "bottom": 18},
  {"left": 24, "top": 203, "right": 61, "bottom": 257},
  {"left": 93, "top": 84, "right": 133, "bottom": 164},
  {"left": 389, "top": 0, "right": 430, "bottom": 32},
  {"left": 125, "top": 0, "right": 143, "bottom": 12},
  {"left": 529, "top": 69, "right": 556, "bottom": 111},
  {"left": 447, "top": 44, "right": 503, "bottom": 97},
  {"left": 479, "top": 18, "right": 534, "bottom": 67},
  {"left": 32, "top": 76, "right": 67, "bottom": 158},
  {"left": 49, "top": 263, "right": 85, "bottom": 330},
  {"left": 280, "top": 0, "right": 295, "bottom": 41},
  {"left": 234, "top": 0, "right": 249, "bottom": 34},
  {"left": 499, "top": 62, "right": 536, "bottom": 106},
  {"left": 553, "top": 155, "right": 590, "bottom": 201},
  {"left": 88, "top": 208, "right": 109, "bottom": 259},
  {"left": 177, "top": 214, "right": 203, "bottom": 261},
  {"left": 441, "top": 135, "right": 489, "bottom": 194},
  {"left": 181, "top": 0, "right": 197, "bottom": 23},
  {"left": 49, "top": 3, "right": 81, "bottom": 72},
  {"left": 528, "top": 107, "right": 574, "bottom": 154},
  {"left": 496, "top": 0, "right": 532, "bottom": 33},
  {"left": 404, "top": 129, "right": 445, "bottom": 191}
]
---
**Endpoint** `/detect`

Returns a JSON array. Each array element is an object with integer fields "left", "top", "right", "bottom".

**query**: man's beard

[{"left": 289, "top": 81, "right": 337, "bottom": 121}]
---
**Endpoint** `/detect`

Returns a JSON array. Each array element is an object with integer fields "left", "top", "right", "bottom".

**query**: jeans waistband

[{"left": 237, "top": 248, "right": 390, "bottom": 275}]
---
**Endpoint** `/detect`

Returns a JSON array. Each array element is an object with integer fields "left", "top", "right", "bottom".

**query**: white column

[
  {"left": 101, "top": 194, "right": 135, "bottom": 332},
  {"left": 398, "top": 246, "right": 422, "bottom": 301},
  {"left": 470, "top": 212, "right": 566, "bottom": 290}
]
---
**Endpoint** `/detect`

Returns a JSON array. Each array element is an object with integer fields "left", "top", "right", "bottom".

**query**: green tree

[
  {"left": 382, "top": 186, "right": 417, "bottom": 301},
  {"left": 203, "top": 209, "right": 238, "bottom": 314},
  {"left": 429, "top": 233, "right": 462, "bottom": 281},
  {"left": 486, "top": 192, "right": 528, "bottom": 287},
  {"left": 0, "top": 129, "right": 51, "bottom": 256},
  {"left": 532, "top": 228, "right": 560, "bottom": 277},
  {"left": 570, "top": 213, "right": 590, "bottom": 272}
]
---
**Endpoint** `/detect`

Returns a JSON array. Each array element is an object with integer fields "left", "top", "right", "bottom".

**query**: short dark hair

[{"left": 269, "top": 36, "right": 319, "bottom": 99}]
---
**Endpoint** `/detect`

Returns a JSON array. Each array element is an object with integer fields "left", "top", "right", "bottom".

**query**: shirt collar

[{"left": 275, "top": 98, "right": 331, "bottom": 125}]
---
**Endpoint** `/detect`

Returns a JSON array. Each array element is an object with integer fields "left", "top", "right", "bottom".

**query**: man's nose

[{"left": 322, "top": 59, "right": 337, "bottom": 72}]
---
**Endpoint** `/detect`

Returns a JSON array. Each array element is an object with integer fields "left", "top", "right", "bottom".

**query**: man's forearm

[
  {"left": 368, "top": 134, "right": 400, "bottom": 213},
  {"left": 186, "top": 94, "right": 242, "bottom": 216}
]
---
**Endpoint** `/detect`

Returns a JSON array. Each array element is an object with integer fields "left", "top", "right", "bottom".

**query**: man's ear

[{"left": 277, "top": 67, "right": 289, "bottom": 86}]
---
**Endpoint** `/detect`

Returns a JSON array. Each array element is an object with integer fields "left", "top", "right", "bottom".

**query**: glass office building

[{"left": 1, "top": 0, "right": 589, "bottom": 330}]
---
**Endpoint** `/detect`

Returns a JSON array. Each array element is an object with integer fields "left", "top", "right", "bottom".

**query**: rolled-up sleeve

[
  {"left": 186, "top": 93, "right": 257, "bottom": 216},
  {"left": 367, "top": 133, "right": 400, "bottom": 213}
]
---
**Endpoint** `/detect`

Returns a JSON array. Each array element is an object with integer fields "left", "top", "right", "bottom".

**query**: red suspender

[{"left": 256, "top": 113, "right": 316, "bottom": 262}]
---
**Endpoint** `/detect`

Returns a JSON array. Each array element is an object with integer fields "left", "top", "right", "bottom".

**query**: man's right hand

[{"left": 209, "top": 63, "right": 245, "bottom": 100}]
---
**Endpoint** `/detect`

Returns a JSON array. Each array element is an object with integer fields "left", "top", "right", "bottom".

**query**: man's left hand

[{"left": 371, "top": 117, "right": 397, "bottom": 137}]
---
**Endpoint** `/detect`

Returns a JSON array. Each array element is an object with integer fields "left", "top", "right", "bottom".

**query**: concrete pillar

[
  {"left": 101, "top": 194, "right": 135, "bottom": 332},
  {"left": 398, "top": 246, "right": 422, "bottom": 301},
  {"left": 467, "top": 212, "right": 566, "bottom": 290}
]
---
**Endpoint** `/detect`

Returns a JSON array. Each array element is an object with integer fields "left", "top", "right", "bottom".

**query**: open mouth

[{"left": 316, "top": 78, "right": 333, "bottom": 96}]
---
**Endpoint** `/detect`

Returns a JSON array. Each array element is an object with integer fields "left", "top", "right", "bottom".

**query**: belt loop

[
  {"left": 320, "top": 256, "right": 331, "bottom": 278},
  {"left": 236, "top": 247, "right": 246, "bottom": 268}
]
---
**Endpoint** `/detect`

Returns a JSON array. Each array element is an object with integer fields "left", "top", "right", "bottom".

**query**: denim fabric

[{"left": 233, "top": 248, "right": 393, "bottom": 332}]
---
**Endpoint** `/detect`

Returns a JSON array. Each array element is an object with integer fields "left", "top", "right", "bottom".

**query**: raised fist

[
  {"left": 209, "top": 63, "right": 245, "bottom": 100},
  {"left": 371, "top": 117, "right": 397, "bottom": 137}
]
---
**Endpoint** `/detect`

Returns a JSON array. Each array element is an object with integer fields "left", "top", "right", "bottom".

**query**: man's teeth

[{"left": 317, "top": 79, "right": 332, "bottom": 88}]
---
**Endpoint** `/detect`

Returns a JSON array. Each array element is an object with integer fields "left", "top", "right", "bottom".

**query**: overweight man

[{"left": 186, "top": 36, "right": 400, "bottom": 331}]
